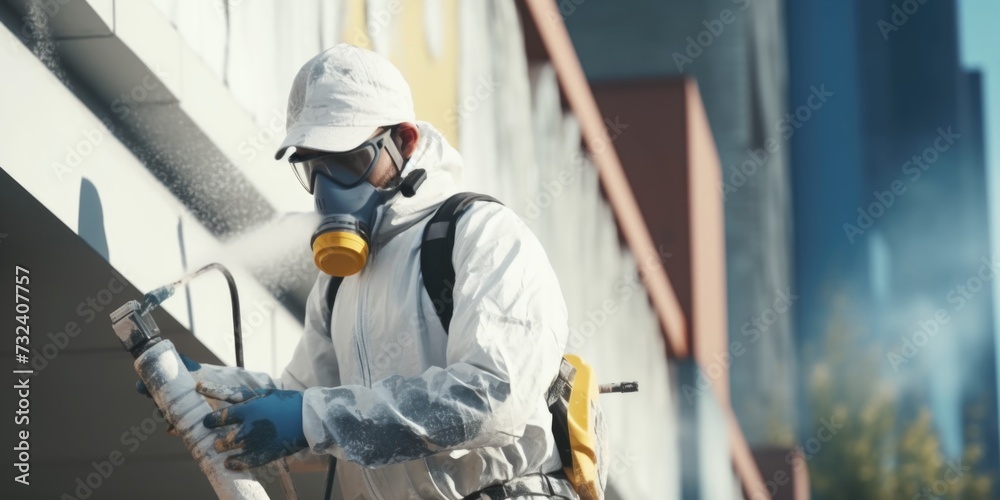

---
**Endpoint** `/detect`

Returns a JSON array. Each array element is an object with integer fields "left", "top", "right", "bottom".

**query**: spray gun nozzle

[
  {"left": 141, "top": 284, "right": 177, "bottom": 315},
  {"left": 111, "top": 263, "right": 245, "bottom": 365}
]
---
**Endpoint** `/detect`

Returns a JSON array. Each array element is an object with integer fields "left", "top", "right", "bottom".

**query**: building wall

[
  {"left": 564, "top": 0, "right": 797, "bottom": 446},
  {"left": 0, "top": 7, "right": 315, "bottom": 495},
  {"left": 0, "top": 1, "right": 306, "bottom": 375}
]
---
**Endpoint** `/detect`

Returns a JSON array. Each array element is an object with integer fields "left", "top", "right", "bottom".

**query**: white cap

[{"left": 274, "top": 44, "right": 416, "bottom": 160}]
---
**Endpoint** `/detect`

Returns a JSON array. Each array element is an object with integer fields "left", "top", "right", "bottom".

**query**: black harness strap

[
  {"left": 322, "top": 277, "right": 341, "bottom": 500},
  {"left": 323, "top": 193, "right": 500, "bottom": 332},
  {"left": 420, "top": 192, "right": 501, "bottom": 334},
  {"left": 325, "top": 276, "right": 343, "bottom": 317}
]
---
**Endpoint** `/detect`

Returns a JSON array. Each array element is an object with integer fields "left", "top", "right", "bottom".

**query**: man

[{"left": 147, "top": 44, "right": 576, "bottom": 499}]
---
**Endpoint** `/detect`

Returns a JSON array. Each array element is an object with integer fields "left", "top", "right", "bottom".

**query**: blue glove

[{"left": 197, "top": 383, "right": 308, "bottom": 471}]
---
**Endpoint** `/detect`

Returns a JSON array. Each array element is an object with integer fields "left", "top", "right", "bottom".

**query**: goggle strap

[{"left": 383, "top": 135, "right": 405, "bottom": 173}]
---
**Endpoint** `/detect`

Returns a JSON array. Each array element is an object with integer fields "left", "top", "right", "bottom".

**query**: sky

[{"left": 958, "top": 0, "right": 999, "bottom": 187}]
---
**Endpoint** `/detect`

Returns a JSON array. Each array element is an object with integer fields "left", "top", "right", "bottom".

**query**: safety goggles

[{"left": 288, "top": 128, "right": 403, "bottom": 193}]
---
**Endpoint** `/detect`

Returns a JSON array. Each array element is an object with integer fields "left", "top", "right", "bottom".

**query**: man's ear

[{"left": 396, "top": 122, "right": 420, "bottom": 159}]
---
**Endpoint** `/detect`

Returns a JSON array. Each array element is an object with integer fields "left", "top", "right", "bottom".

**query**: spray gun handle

[
  {"left": 135, "top": 340, "right": 270, "bottom": 500},
  {"left": 112, "top": 301, "right": 268, "bottom": 499}
]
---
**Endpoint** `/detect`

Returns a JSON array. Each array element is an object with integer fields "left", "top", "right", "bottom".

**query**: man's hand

[{"left": 197, "top": 384, "right": 308, "bottom": 471}]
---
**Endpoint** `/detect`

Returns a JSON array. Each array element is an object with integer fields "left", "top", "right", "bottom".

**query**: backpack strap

[
  {"left": 421, "top": 192, "right": 502, "bottom": 334},
  {"left": 322, "top": 192, "right": 501, "bottom": 334},
  {"left": 325, "top": 276, "right": 343, "bottom": 316}
]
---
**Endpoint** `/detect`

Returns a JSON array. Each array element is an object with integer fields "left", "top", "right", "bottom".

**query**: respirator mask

[{"left": 290, "top": 128, "right": 426, "bottom": 277}]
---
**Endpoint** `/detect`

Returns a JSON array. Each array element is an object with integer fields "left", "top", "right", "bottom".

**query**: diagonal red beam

[
  {"left": 521, "top": 0, "right": 689, "bottom": 359},
  {"left": 521, "top": 1, "right": 767, "bottom": 496}
]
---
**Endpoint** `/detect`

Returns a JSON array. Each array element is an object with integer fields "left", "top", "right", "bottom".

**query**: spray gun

[
  {"left": 138, "top": 263, "right": 245, "bottom": 366},
  {"left": 110, "top": 264, "right": 296, "bottom": 500}
]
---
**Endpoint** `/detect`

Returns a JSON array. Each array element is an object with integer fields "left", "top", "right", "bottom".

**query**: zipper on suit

[
  {"left": 355, "top": 243, "right": 377, "bottom": 388},
  {"left": 356, "top": 241, "right": 384, "bottom": 500}
]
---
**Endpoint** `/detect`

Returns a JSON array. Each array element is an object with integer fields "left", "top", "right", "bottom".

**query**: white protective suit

[{"left": 193, "top": 122, "right": 574, "bottom": 499}]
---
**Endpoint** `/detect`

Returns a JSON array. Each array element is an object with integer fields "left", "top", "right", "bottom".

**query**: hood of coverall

[{"left": 369, "top": 121, "right": 463, "bottom": 246}]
